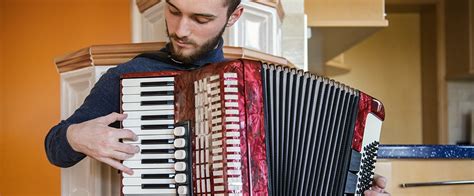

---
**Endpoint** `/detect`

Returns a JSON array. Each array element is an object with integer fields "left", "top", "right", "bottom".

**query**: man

[{"left": 45, "top": 0, "right": 389, "bottom": 195}]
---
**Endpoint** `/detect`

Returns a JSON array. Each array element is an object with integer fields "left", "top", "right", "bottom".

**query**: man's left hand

[{"left": 364, "top": 174, "right": 391, "bottom": 196}]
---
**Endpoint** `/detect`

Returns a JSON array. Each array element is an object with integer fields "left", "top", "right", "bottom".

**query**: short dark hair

[{"left": 223, "top": 0, "right": 241, "bottom": 17}]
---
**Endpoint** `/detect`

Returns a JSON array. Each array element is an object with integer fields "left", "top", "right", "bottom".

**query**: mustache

[{"left": 169, "top": 34, "right": 197, "bottom": 46}]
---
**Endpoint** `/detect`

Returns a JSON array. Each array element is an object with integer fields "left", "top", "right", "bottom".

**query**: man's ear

[{"left": 226, "top": 5, "right": 244, "bottom": 27}]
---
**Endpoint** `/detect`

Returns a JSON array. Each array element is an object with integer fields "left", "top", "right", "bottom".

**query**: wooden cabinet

[
  {"left": 376, "top": 159, "right": 474, "bottom": 195},
  {"left": 305, "top": 0, "right": 388, "bottom": 75},
  {"left": 445, "top": 0, "right": 474, "bottom": 80}
]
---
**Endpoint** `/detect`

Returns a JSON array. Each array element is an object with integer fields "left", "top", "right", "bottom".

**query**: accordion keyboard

[{"left": 121, "top": 76, "right": 191, "bottom": 195}]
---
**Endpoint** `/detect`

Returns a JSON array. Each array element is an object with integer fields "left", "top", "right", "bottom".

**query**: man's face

[{"left": 165, "top": 0, "right": 232, "bottom": 64}]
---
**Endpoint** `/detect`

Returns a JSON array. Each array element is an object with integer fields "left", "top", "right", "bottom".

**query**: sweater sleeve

[{"left": 44, "top": 67, "right": 121, "bottom": 168}]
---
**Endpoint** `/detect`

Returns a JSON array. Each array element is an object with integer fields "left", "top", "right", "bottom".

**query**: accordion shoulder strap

[{"left": 134, "top": 51, "right": 200, "bottom": 69}]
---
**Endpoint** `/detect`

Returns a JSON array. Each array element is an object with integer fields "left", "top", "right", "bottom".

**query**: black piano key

[
  {"left": 141, "top": 100, "right": 174, "bottom": 106},
  {"left": 141, "top": 149, "right": 174, "bottom": 154},
  {"left": 140, "top": 81, "right": 174, "bottom": 87},
  {"left": 141, "top": 125, "right": 174, "bottom": 130},
  {"left": 141, "top": 139, "right": 174, "bottom": 145},
  {"left": 141, "top": 115, "right": 174, "bottom": 120},
  {"left": 274, "top": 65, "right": 282, "bottom": 196},
  {"left": 142, "top": 184, "right": 175, "bottom": 189},
  {"left": 140, "top": 91, "right": 174, "bottom": 96},
  {"left": 142, "top": 159, "right": 174, "bottom": 164},
  {"left": 282, "top": 67, "right": 294, "bottom": 195},
  {"left": 142, "top": 174, "right": 174, "bottom": 179}
]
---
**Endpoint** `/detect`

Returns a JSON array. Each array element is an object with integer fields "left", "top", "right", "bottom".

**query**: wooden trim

[
  {"left": 55, "top": 42, "right": 294, "bottom": 73},
  {"left": 135, "top": 0, "right": 285, "bottom": 21},
  {"left": 136, "top": 0, "right": 161, "bottom": 13}
]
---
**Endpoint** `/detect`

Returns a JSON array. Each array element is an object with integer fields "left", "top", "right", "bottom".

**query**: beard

[{"left": 166, "top": 23, "right": 226, "bottom": 65}]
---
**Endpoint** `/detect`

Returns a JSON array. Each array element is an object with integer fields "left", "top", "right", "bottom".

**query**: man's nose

[{"left": 175, "top": 18, "right": 192, "bottom": 38}]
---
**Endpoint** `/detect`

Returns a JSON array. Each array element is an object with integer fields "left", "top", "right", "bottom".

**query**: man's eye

[
  {"left": 169, "top": 9, "right": 180, "bottom": 16},
  {"left": 194, "top": 18, "right": 211, "bottom": 24}
]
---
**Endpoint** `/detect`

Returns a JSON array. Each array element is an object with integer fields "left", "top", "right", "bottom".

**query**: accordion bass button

[
  {"left": 175, "top": 150, "right": 186, "bottom": 160},
  {"left": 175, "top": 173, "right": 187, "bottom": 183},
  {"left": 174, "top": 138, "right": 186, "bottom": 148},
  {"left": 178, "top": 186, "right": 188, "bottom": 195},
  {"left": 174, "top": 127, "right": 186, "bottom": 136},
  {"left": 175, "top": 162, "right": 186, "bottom": 171}
]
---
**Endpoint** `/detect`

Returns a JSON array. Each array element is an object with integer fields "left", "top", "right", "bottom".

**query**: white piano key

[
  {"left": 122, "top": 168, "right": 175, "bottom": 178},
  {"left": 122, "top": 103, "right": 174, "bottom": 111},
  {"left": 123, "top": 161, "right": 174, "bottom": 169},
  {"left": 229, "top": 193, "right": 243, "bottom": 196},
  {"left": 122, "top": 186, "right": 176, "bottom": 195},
  {"left": 122, "top": 86, "right": 174, "bottom": 95},
  {"left": 123, "top": 119, "right": 174, "bottom": 127},
  {"left": 174, "top": 150, "right": 186, "bottom": 160},
  {"left": 122, "top": 95, "right": 174, "bottom": 103},
  {"left": 123, "top": 178, "right": 175, "bottom": 186},
  {"left": 124, "top": 110, "right": 174, "bottom": 119},
  {"left": 178, "top": 186, "right": 188, "bottom": 195},
  {"left": 174, "top": 138, "right": 186, "bottom": 148},
  {"left": 174, "top": 162, "right": 186, "bottom": 172},
  {"left": 127, "top": 127, "right": 174, "bottom": 135},
  {"left": 122, "top": 77, "right": 174, "bottom": 87},
  {"left": 174, "top": 173, "right": 187, "bottom": 183},
  {"left": 128, "top": 153, "right": 175, "bottom": 161},
  {"left": 123, "top": 135, "right": 174, "bottom": 144},
  {"left": 173, "top": 127, "right": 186, "bottom": 136},
  {"left": 139, "top": 144, "right": 175, "bottom": 150},
  {"left": 212, "top": 147, "right": 222, "bottom": 154}
]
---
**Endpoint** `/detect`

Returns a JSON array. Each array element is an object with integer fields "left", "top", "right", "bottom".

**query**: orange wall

[
  {"left": 1, "top": 0, "right": 5, "bottom": 195},
  {"left": 0, "top": 0, "right": 130, "bottom": 195}
]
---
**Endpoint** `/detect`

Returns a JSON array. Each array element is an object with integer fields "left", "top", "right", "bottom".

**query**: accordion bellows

[{"left": 120, "top": 59, "right": 385, "bottom": 196}]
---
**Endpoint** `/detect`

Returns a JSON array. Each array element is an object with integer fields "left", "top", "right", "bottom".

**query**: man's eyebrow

[
  {"left": 166, "top": 0, "right": 179, "bottom": 11},
  {"left": 165, "top": 0, "right": 217, "bottom": 19}
]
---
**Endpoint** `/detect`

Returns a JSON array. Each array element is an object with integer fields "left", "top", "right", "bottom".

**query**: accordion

[{"left": 120, "top": 59, "right": 385, "bottom": 196}]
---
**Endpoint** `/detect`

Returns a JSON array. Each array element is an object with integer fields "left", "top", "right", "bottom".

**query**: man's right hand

[{"left": 66, "top": 112, "right": 138, "bottom": 175}]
